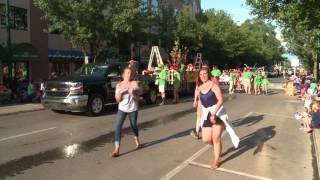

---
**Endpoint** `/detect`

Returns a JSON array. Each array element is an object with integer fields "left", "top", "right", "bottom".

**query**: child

[
  {"left": 228, "top": 69, "right": 236, "bottom": 94},
  {"left": 261, "top": 76, "right": 269, "bottom": 95},
  {"left": 254, "top": 71, "right": 262, "bottom": 95},
  {"left": 303, "top": 101, "right": 320, "bottom": 133},
  {"left": 304, "top": 87, "right": 313, "bottom": 113}
]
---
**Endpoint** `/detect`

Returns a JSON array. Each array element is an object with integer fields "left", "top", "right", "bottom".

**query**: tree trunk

[
  {"left": 313, "top": 56, "right": 318, "bottom": 81},
  {"left": 130, "top": 42, "right": 135, "bottom": 59}
]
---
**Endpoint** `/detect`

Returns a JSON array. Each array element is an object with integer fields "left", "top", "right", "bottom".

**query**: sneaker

[{"left": 190, "top": 130, "right": 200, "bottom": 139}]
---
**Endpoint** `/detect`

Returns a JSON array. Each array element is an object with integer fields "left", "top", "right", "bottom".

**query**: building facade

[
  {"left": 0, "top": 0, "right": 201, "bottom": 84},
  {"left": 0, "top": 0, "right": 84, "bottom": 84}
]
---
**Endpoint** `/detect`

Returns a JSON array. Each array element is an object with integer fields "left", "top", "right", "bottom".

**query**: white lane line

[
  {"left": 189, "top": 161, "right": 272, "bottom": 180},
  {"left": 0, "top": 127, "right": 57, "bottom": 142},
  {"left": 251, "top": 112, "right": 292, "bottom": 119},
  {"left": 160, "top": 145, "right": 211, "bottom": 180},
  {"left": 160, "top": 112, "right": 253, "bottom": 180}
]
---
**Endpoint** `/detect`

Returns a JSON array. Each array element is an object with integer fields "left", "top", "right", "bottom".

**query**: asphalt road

[{"left": 0, "top": 88, "right": 317, "bottom": 180}]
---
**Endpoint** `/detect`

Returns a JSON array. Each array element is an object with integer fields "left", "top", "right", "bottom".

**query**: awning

[
  {"left": 11, "top": 43, "right": 39, "bottom": 61},
  {"left": 48, "top": 49, "right": 85, "bottom": 59}
]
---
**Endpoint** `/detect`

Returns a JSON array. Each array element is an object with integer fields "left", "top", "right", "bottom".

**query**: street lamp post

[{"left": 5, "top": 0, "right": 12, "bottom": 82}]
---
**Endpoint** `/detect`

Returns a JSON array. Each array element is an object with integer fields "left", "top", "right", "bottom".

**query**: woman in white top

[{"left": 110, "top": 68, "right": 142, "bottom": 157}]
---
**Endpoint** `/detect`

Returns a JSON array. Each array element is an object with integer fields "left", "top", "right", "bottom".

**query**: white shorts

[{"left": 159, "top": 85, "right": 165, "bottom": 93}]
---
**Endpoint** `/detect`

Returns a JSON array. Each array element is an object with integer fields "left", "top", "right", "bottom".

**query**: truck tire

[
  {"left": 86, "top": 94, "right": 104, "bottom": 116},
  {"left": 144, "top": 87, "right": 157, "bottom": 104}
]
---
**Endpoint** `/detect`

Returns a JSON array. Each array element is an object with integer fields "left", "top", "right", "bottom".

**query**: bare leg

[
  {"left": 110, "top": 144, "right": 120, "bottom": 157},
  {"left": 160, "top": 92, "right": 166, "bottom": 105},
  {"left": 202, "top": 127, "right": 213, "bottom": 145},
  {"left": 211, "top": 123, "right": 224, "bottom": 169},
  {"left": 134, "top": 136, "right": 141, "bottom": 149}
]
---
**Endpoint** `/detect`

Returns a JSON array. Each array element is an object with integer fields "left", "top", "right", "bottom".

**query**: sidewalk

[
  {"left": 0, "top": 103, "right": 44, "bottom": 116},
  {"left": 313, "top": 129, "right": 320, "bottom": 178}
]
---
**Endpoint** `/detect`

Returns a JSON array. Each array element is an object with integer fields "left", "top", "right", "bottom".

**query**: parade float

[{"left": 143, "top": 40, "right": 202, "bottom": 93}]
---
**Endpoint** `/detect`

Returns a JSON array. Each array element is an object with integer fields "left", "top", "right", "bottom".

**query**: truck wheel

[
  {"left": 87, "top": 94, "right": 104, "bottom": 116},
  {"left": 145, "top": 87, "right": 157, "bottom": 104}
]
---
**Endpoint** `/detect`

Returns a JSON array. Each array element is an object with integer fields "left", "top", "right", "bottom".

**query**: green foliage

[
  {"left": 239, "top": 19, "right": 285, "bottom": 66},
  {"left": 176, "top": 5, "right": 203, "bottom": 53},
  {"left": 157, "top": 0, "right": 177, "bottom": 51},
  {"left": 33, "top": 0, "right": 286, "bottom": 68},
  {"left": 200, "top": 9, "right": 285, "bottom": 67},
  {"left": 111, "top": 0, "right": 143, "bottom": 36},
  {"left": 34, "top": 0, "right": 111, "bottom": 60},
  {"left": 246, "top": 0, "right": 320, "bottom": 76}
]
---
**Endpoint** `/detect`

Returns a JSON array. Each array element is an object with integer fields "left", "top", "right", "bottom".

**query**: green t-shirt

[
  {"left": 158, "top": 69, "right": 167, "bottom": 86},
  {"left": 261, "top": 78, "right": 269, "bottom": 86},
  {"left": 211, "top": 69, "right": 221, "bottom": 77},
  {"left": 27, "top": 83, "right": 34, "bottom": 95},
  {"left": 229, "top": 72, "right": 236, "bottom": 81},
  {"left": 174, "top": 71, "right": 181, "bottom": 85},
  {"left": 179, "top": 63, "right": 185, "bottom": 73},
  {"left": 254, "top": 76, "right": 262, "bottom": 84},
  {"left": 243, "top": 71, "right": 251, "bottom": 79},
  {"left": 311, "top": 83, "right": 317, "bottom": 92}
]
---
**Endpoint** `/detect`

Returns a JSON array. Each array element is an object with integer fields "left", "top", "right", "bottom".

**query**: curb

[
  {"left": 0, "top": 107, "right": 45, "bottom": 117},
  {"left": 313, "top": 130, "right": 320, "bottom": 178}
]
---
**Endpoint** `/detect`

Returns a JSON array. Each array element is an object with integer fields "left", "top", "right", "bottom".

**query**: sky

[{"left": 201, "top": 0, "right": 300, "bottom": 66}]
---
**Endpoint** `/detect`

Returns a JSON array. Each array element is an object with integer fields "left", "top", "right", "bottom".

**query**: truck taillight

[{"left": 70, "top": 85, "right": 83, "bottom": 95}]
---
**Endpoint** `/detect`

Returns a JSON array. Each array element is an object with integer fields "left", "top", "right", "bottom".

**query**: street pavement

[
  {"left": 0, "top": 103, "right": 44, "bottom": 116},
  {"left": 0, "top": 85, "right": 318, "bottom": 180}
]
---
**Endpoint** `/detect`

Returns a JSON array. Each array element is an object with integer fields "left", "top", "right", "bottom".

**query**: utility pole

[{"left": 5, "top": 0, "right": 12, "bottom": 81}]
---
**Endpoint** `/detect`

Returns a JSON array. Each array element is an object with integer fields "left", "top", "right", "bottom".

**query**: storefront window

[
  {"left": 0, "top": 3, "right": 28, "bottom": 30},
  {"left": 13, "top": 7, "right": 28, "bottom": 30},
  {"left": 14, "top": 62, "right": 28, "bottom": 80},
  {"left": 0, "top": 4, "right": 6, "bottom": 26},
  {"left": 2, "top": 62, "right": 29, "bottom": 85}
]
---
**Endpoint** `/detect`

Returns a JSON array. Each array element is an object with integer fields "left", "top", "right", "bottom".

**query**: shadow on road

[
  {"left": 120, "top": 128, "right": 194, "bottom": 157},
  {"left": 232, "top": 115, "right": 264, "bottom": 127},
  {"left": 52, "top": 97, "right": 195, "bottom": 117},
  {"left": 267, "top": 90, "right": 280, "bottom": 95},
  {"left": 0, "top": 108, "right": 195, "bottom": 178},
  {"left": 220, "top": 126, "right": 276, "bottom": 166}
]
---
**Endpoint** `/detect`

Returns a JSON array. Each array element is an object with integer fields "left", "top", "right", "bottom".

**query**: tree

[
  {"left": 176, "top": 5, "right": 203, "bottom": 54},
  {"left": 246, "top": 0, "right": 320, "bottom": 78},
  {"left": 201, "top": 9, "right": 247, "bottom": 67},
  {"left": 239, "top": 19, "right": 285, "bottom": 66},
  {"left": 199, "top": 9, "right": 285, "bottom": 68},
  {"left": 34, "top": 0, "right": 111, "bottom": 62},
  {"left": 110, "top": 0, "right": 147, "bottom": 59},
  {"left": 157, "top": 0, "right": 177, "bottom": 52}
]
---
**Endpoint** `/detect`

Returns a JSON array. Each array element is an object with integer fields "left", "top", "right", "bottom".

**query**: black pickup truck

[{"left": 41, "top": 62, "right": 158, "bottom": 116}]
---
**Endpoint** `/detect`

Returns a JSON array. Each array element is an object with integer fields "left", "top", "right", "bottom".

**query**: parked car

[{"left": 41, "top": 62, "right": 157, "bottom": 116}]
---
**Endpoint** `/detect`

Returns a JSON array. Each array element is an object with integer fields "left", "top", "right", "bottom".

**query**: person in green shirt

[
  {"left": 173, "top": 69, "right": 181, "bottom": 104},
  {"left": 211, "top": 66, "right": 222, "bottom": 78},
  {"left": 228, "top": 69, "right": 236, "bottom": 94},
  {"left": 311, "top": 81, "right": 317, "bottom": 94},
  {"left": 243, "top": 67, "right": 252, "bottom": 94},
  {"left": 158, "top": 64, "right": 167, "bottom": 105},
  {"left": 254, "top": 71, "right": 262, "bottom": 95},
  {"left": 261, "top": 76, "right": 269, "bottom": 95}
]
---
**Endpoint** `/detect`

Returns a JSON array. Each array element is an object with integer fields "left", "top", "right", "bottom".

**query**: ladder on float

[
  {"left": 194, "top": 53, "right": 203, "bottom": 70},
  {"left": 148, "top": 46, "right": 164, "bottom": 70}
]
